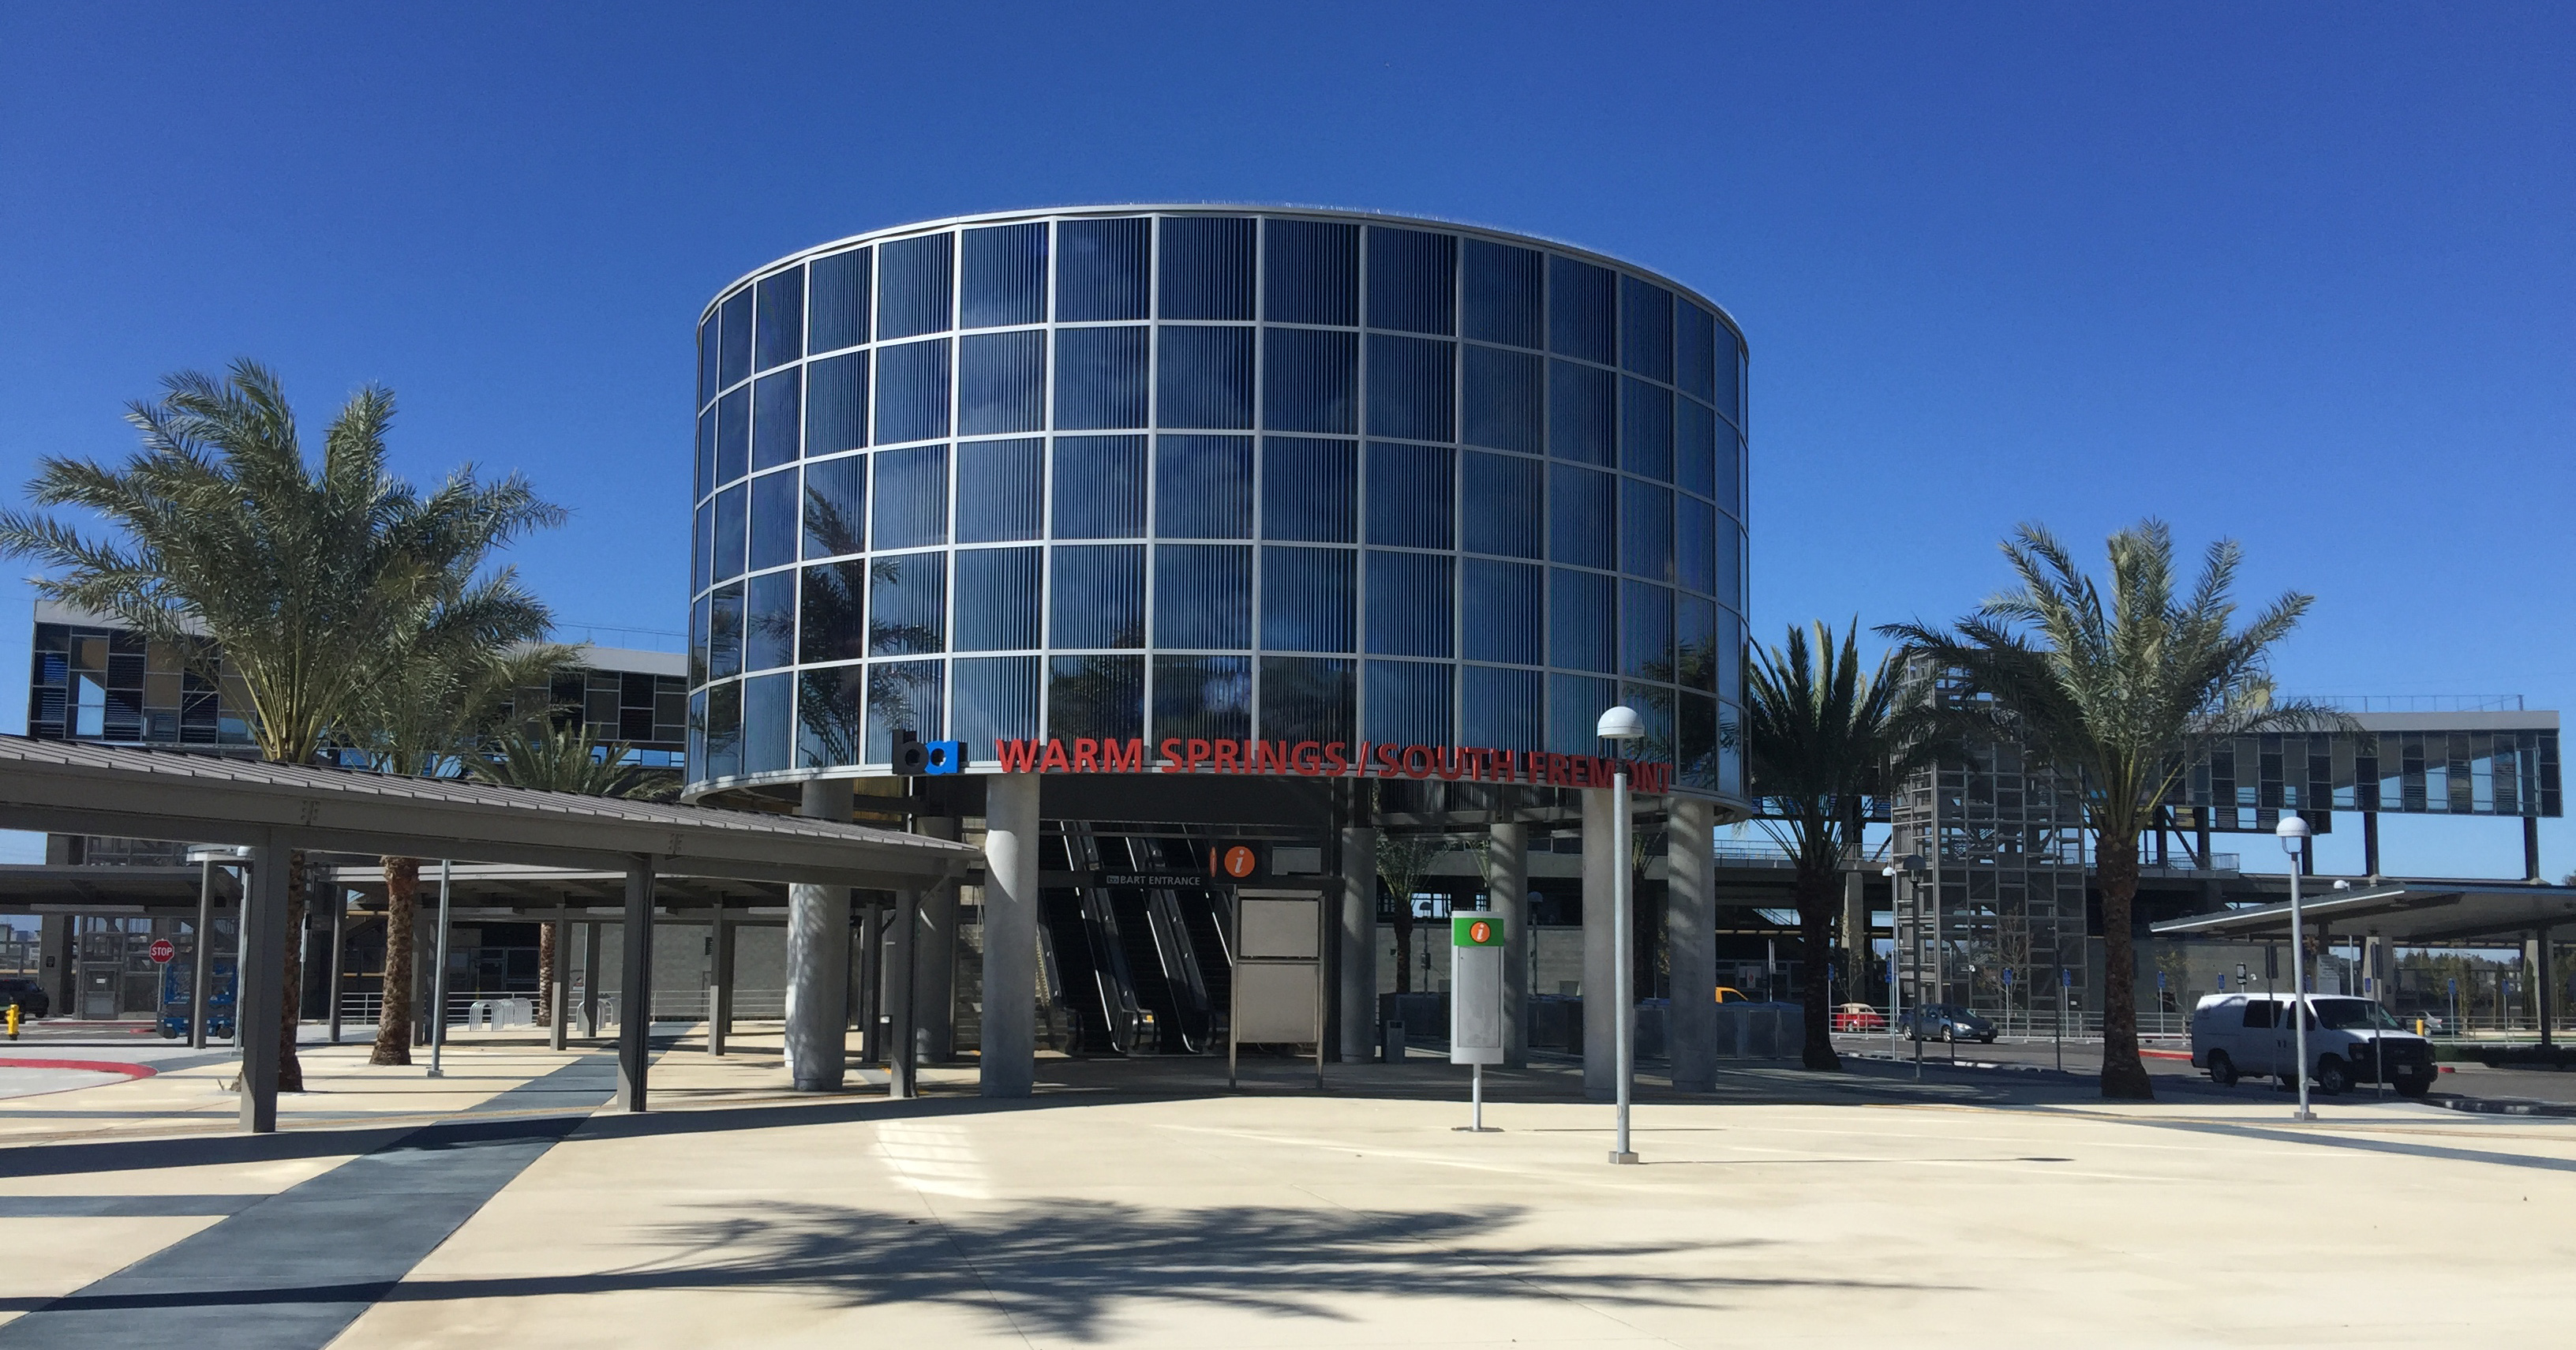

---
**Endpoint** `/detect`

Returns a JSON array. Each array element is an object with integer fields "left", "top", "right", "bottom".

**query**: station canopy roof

[
  {"left": 2151, "top": 880, "right": 2576, "bottom": 945},
  {"left": 0, "top": 737, "right": 976, "bottom": 891}
]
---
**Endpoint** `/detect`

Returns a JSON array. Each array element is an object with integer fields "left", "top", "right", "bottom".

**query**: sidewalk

[{"left": 4, "top": 1036, "right": 2574, "bottom": 1347}]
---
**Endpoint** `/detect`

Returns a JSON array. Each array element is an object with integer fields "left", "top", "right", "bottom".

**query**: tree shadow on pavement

[{"left": 382, "top": 1197, "right": 1932, "bottom": 1340}]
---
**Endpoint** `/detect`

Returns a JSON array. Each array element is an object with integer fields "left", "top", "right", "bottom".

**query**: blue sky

[{"left": 1, "top": 4, "right": 2568, "bottom": 877}]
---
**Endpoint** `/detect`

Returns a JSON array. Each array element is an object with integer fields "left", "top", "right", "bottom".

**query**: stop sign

[{"left": 148, "top": 938, "right": 174, "bottom": 964}]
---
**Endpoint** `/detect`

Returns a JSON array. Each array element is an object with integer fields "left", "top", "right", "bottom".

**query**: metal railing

[
  {"left": 331, "top": 987, "right": 788, "bottom": 1027},
  {"left": 2307, "top": 693, "right": 2525, "bottom": 714}
]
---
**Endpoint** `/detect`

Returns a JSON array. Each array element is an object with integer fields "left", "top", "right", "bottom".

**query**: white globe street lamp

[
  {"left": 1597, "top": 705, "right": 1646, "bottom": 1164},
  {"left": 2277, "top": 812, "right": 2315, "bottom": 1122}
]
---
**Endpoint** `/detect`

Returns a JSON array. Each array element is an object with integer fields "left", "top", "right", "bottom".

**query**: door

[{"left": 2237, "top": 996, "right": 2279, "bottom": 1075}]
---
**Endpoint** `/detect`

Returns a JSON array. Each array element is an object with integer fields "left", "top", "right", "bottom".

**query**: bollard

[
  {"left": 1383, "top": 1018, "right": 1406, "bottom": 1063},
  {"left": 6, "top": 1003, "right": 17, "bottom": 1040}
]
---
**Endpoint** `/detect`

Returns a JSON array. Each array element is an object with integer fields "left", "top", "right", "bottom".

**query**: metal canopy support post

[
  {"left": 785, "top": 777, "right": 854, "bottom": 1092},
  {"left": 1666, "top": 797, "right": 1717, "bottom": 1092},
  {"left": 616, "top": 857, "right": 656, "bottom": 1112},
  {"left": 548, "top": 901, "right": 571, "bottom": 1052},
  {"left": 886, "top": 887, "right": 920, "bottom": 1098},
  {"left": 1580, "top": 788, "right": 1617, "bottom": 1101},
  {"left": 238, "top": 838, "right": 289, "bottom": 1133},
  {"left": 2363, "top": 812, "right": 2381, "bottom": 880},
  {"left": 427, "top": 860, "right": 454, "bottom": 1079},
  {"left": 2536, "top": 926, "right": 2555, "bottom": 1048},
  {"left": 1489, "top": 815, "right": 1529, "bottom": 1068},
  {"left": 326, "top": 887, "right": 346, "bottom": 1044},
  {"left": 981, "top": 771, "right": 1039, "bottom": 1098},
  {"left": 579, "top": 921, "right": 601, "bottom": 1039},
  {"left": 707, "top": 900, "right": 733, "bottom": 1056},
  {"left": 1338, "top": 808, "right": 1380, "bottom": 1064},
  {"left": 190, "top": 858, "right": 215, "bottom": 1051},
  {"left": 2526, "top": 817, "right": 2543, "bottom": 883}
]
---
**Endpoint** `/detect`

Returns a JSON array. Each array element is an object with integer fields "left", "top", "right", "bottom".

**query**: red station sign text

[{"left": 992, "top": 737, "right": 1672, "bottom": 795}]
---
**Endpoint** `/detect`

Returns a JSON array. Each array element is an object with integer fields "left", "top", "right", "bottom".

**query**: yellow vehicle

[{"left": 1714, "top": 986, "right": 1751, "bottom": 1003}]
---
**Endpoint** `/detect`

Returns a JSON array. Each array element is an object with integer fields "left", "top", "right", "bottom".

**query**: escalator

[
  {"left": 1033, "top": 823, "right": 1294, "bottom": 1057},
  {"left": 1037, "top": 885, "right": 1136, "bottom": 1056}
]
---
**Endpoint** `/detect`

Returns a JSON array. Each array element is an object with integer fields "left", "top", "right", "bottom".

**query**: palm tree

[
  {"left": 1375, "top": 831, "right": 1448, "bottom": 995},
  {"left": 1881, "top": 520, "right": 2334, "bottom": 1099},
  {"left": 470, "top": 721, "right": 680, "bottom": 800},
  {"left": 1743, "top": 621, "right": 1941, "bottom": 1071},
  {"left": 466, "top": 720, "right": 676, "bottom": 1033},
  {"left": 351, "top": 646, "right": 569, "bottom": 1066},
  {"left": 0, "top": 362, "right": 561, "bottom": 1089}
]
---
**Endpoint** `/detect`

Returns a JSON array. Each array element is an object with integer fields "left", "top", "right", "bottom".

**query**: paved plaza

[{"left": 0, "top": 1033, "right": 2570, "bottom": 1348}]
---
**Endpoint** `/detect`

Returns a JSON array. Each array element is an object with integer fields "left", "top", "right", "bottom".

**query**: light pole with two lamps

[
  {"left": 1596, "top": 704, "right": 1646, "bottom": 1164},
  {"left": 2277, "top": 812, "right": 2314, "bottom": 1121}
]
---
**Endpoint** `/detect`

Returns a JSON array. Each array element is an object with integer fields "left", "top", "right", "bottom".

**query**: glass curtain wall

[{"left": 688, "top": 209, "right": 1750, "bottom": 801}]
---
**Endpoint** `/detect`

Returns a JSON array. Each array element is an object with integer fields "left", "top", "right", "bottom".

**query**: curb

[
  {"left": 2424, "top": 1093, "right": 2576, "bottom": 1119},
  {"left": 0, "top": 1057, "right": 155, "bottom": 1078}
]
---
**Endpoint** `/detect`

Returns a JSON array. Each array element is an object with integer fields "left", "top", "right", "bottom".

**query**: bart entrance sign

[{"left": 994, "top": 737, "right": 1672, "bottom": 793}]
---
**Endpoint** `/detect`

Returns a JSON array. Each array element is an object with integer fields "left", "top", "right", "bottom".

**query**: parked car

[
  {"left": 1904, "top": 1003, "right": 1997, "bottom": 1043},
  {"left": 2190, "top": 992, "right": 2435, "bottom": 1097},
  {"left": 0, "top": 978, "right": 48, "bottom": 1020},
  {"left": 1714, "top": 986, "right": 1753, "bottom": 1003},
  {"left": 1833, "top": 1002, "right": 1887, "bottom": 1032}
]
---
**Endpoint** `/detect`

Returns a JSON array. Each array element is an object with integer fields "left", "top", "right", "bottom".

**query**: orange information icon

[
  {"left": 1221, "top": 845, "right": 1257, "bottom": 879},
  {"left": 1468, "top": 920, "right": 1492, "bottom": 945}
]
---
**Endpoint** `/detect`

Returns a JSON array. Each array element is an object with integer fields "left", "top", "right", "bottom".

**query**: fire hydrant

[{"left": 6, "top": 1003, "right": 19, "bottom": 1040}]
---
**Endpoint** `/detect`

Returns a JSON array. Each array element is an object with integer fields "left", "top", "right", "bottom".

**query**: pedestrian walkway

[{"left": 4, "top": 1038, "right": 2573, "bottom": 1346}]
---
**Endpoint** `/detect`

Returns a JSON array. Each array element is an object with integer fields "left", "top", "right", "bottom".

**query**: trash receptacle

[{"left": 1383, "top": 1019, "right": 1406, "bottom": 1063}]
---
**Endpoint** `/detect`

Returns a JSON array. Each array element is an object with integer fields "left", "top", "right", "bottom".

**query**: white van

[{"left": 2189, "top": 992, "right": 2436, "bottom": 1097}]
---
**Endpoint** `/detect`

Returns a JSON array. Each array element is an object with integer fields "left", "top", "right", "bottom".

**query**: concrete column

[
  {"left": 1488, "top": 816, "right": 1529, "bottom": 1068},
  {"left": 916, "top": 816, "right": 959, "bottom": 1063},
  {"left": 886, "top": 888, "right": 920, "bottom": 1098},
  {"left": 981, "top": 772, "right": 1039, "bottom": 1097},
  {"left": 1666, "top": 797, "right": 1717, "bottom": 1091},
  {"left": 548, "top": 902, "right": 571, "bottom": 1052},
  {"left": 615, "top": 858, "right": 656, "bottom": 1112},
  {"left": 238, "top": 837, "right": 290, "bottom": 1133},
  {"left": 579, "top": 921, "right": 601, "bottom": 1038},
  {"left": 784, "top": 777, "right": 854, "bottom": 1091},
  {"left": 1338, "top": 823, "right": 1380, "bottom": 1064},
  {"left": 39, "top": 914, "right": 70, "bottom": 1022},
  {"left": 1582, "top": 787, "right": 1617, "bottom": 1101},
  {"left": 706, "top": 902, "right": 735, "bottom": 1056},
  {"left": 855, "top": 906, "right": 881, "bottom": 1063}
]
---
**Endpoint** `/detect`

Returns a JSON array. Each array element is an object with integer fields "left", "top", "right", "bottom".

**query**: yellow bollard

[{"left": 6, "top": 1003, "right": 18, "bottom": 1040}]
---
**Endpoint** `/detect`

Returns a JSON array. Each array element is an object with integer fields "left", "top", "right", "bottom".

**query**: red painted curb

[
  {"left": 2140, "top": 1048, "right": 2192, "bottom": 1061},
  {"left": 0, "top": 1058, "right": 155, "bottom": 1078}
]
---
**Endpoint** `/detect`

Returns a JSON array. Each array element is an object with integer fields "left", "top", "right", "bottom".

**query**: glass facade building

[{"left": 686, "top": 208, "right": 1749, "bottom": 808}]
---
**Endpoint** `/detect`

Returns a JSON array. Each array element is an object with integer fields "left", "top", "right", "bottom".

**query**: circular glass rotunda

[{"left": 685, "top": 206, "right": 1748, "bottom": 811}]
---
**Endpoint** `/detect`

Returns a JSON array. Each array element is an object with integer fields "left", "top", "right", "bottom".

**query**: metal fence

[{"left": 332, "top": 987, "right": 788, "bottom": 1028}]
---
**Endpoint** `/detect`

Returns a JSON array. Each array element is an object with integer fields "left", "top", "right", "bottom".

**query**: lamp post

[
  {"left": 1596, "top": 704, "right": 1646, "bottom": 1165},
  {"left": 1882, "top": 853, "right": 1926, "bottom": 1058},
  {"left": 2277, "top": 814, "right": 2312, "bottom": 1121}
]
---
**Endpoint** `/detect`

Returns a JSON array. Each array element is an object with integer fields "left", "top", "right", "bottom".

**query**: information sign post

[{"left": 1451, "top": 913, "right": 1505, "bottom": 1131}]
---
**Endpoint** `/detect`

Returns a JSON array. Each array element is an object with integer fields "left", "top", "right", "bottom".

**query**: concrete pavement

[{"left": 2, "top": 1030, "right": 2572, "bottom": 1346}]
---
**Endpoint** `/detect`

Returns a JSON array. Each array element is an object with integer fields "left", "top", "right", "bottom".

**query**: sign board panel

[
  {"left": 1240, "top": 898, "right": 1320, "bottom": 960},
  {"left": 148, "top": 938, "right": 174, "bottom": 964},
  {"left": 1450, "top": 913, "right": 1504, "bottom": 1065},
  {"left": 1234, "top": 962, "right": 1321, "bottom": 1042}
]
